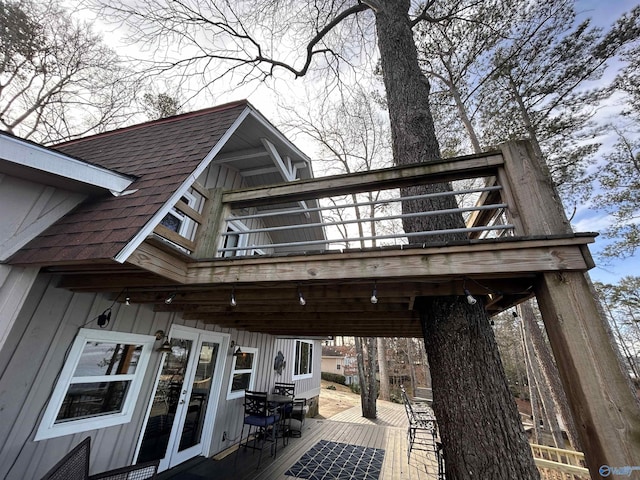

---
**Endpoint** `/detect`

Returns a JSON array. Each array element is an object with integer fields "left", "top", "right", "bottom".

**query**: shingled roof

[{"left": 10, "top": 100, "right": 250, "bottom": 266}]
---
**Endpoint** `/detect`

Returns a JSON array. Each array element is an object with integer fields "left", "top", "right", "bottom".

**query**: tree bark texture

[
  {"left": 418, "top": 297, "right": 539, "bottom": 479},
  {"left": 374, "top": 1, "right": 539, "bottom": 478},
  {"left": 356, "top": 336, "right": 378, "bottom": 418},
  {"left": 522, "top": 314, "right": 565, "bottom": 448},
  {"left": 377, "top": 337, "right": 391, "bottom": 401},
  {"left": 520, "top": 301, "right": 581, "bottom": 449}
]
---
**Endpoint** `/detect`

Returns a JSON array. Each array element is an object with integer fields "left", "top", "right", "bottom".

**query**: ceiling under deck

[{"left": 50, "top": 233, "right": 596, "bottom": 338}]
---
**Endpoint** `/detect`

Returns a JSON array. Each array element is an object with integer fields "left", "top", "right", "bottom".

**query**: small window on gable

[
  {"left": 35, "top": 329, "right": 154, "bottom": 441},
  {"left": 160, "top": 188, "right": 205, "bottom": 242},
  {"left": 293, "top": 340, "right": 313, "bottom": 380},
  {"left": 226, "top": 346, "right": 258, "bottom": 400}
]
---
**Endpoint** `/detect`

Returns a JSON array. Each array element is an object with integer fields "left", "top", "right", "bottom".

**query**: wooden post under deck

[{"left": 500, "top": 141, "right": 640, "bottom": 477}]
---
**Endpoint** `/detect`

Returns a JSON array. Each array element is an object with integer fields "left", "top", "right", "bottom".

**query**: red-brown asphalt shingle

[{"left": 10, "top": 101, "right": 248, "bottom": 266}]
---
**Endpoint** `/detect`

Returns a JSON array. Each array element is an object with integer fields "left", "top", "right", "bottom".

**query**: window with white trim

[
  {"left": 220, "top": 220, "right": 249, "bottom": 257},
  {"left": 160, "top": 188, "right": 206, "bottom": 244},
  {"left": 293, "top": 340, "right": 313, "bottom": 380},
  {"left": 35, "top": 329, "right": 154, "bottom": 440},
  {"left": 226, "top": 346, "right": 258, "bottom": 400}
]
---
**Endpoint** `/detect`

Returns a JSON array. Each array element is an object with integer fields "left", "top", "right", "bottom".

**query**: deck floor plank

[{"left": 158, "top": 401, "right": 441, "bottom": 480}]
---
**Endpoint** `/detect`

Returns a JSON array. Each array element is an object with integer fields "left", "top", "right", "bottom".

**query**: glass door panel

[
  {"left": 137, "top": 337, "right": 193, "bottom": 464},
  {"left": 178, "top": 341, "right": 219, "bottom": 452}
]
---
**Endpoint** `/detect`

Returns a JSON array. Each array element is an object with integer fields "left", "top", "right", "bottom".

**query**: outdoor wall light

[{"left": 155, "top": 330, "right": 173, "bottom": 353}]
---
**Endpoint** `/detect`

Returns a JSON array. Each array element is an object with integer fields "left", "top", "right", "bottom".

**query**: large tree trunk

[{"left": 373, "top": 1, "right": 539, "bottom": 478}]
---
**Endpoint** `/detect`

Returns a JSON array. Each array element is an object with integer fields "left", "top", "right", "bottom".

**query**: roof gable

[{"left": 10, "top": 101, "right": 250, "bottom": 265}]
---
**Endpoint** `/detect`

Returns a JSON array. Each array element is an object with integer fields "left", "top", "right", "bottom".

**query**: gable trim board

[{"left": 113, "top": 106, "right": 251, "bottom": 263}]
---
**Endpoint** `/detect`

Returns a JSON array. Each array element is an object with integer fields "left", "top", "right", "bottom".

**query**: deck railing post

[
  {"left": 500, "top": 140, "right": 640, "bottom": 478},
  {"left": 193, "top": 188, "right": 227, "bottom": 258}
]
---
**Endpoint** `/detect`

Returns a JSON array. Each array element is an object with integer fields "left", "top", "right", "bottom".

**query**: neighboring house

[
  {"left": 321, "top": 345, "right": 359, "bottom": 385},
  {"left": 320, "top": 346, "right": 344, "bottom": 376},
  {"left": 0, "top": 101, "right": 323, "bottom": 478}
]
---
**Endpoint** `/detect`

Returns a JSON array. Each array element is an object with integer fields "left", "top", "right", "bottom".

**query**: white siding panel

[
  {"left": 0, "top": 174, "right": 85, "bottom": 261},
  {"left": 0, "top": 273, "right": 284, "bottom": 478}
]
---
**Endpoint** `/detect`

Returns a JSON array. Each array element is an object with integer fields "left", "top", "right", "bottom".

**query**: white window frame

[
  {"left": 226, "top": 346, "right": 258, "bottom": 400},
  {"left": 220, "top": 219, "right": 249, "bottom": 257},
  {"left": 35, "top": 328, "right": 154, "bottom": 441},
  {"left": 292, "top": 339, "right": 314, "bottom": 380}
]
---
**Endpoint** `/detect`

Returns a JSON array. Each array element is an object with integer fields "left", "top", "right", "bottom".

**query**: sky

[
  {"left": 570, "top": 0, "right": 639, "bottom": 284},
  {"left": 70, "top": 0, "right": 638, "bottom": 285}
]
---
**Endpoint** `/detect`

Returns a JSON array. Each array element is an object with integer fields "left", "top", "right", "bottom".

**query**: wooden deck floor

[{"left": 158, "top": 401, "right": 441, "bottom": 480}]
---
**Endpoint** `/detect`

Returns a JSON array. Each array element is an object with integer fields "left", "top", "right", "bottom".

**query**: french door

[{"left": 136, "top": 326, "right": 227, "bottom": 471}]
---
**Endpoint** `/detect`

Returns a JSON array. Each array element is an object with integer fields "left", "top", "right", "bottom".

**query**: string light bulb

[
  {"left": 165, "top": 292, "right": 176, "bottom": 305},
  {"left": 370, "top": 283, "right": 378, "bottom": 304},
  {"left": 230, "top": 287, "right": 237, "bottom": 307},
  {"left": 298, "top": 288, "right": 306, "bottom": 306},
  {"left": 464, "top": 288, "right": 477, "bottom": 305}
]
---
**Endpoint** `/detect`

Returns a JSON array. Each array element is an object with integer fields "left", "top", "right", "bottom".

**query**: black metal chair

[
  {"left": 87, "top": 461, "right": 159, "bottom": 480},
  {"left": 289, "top": 397, "right": 307, "bottom": 437},
  {"left": 41, "top": 437, "right": 90, "bottom": 480},
  {"left": 400, "top": 386, "right": 445, "bottom": 479},
  {"left": 41, "top": 437, "right": 159, "bottom": 480},
  {"left": 273, "top": 382, "right": 295, "bottom": 398},
  {"left": 236, "top": 390, "right": 280, "bottom": 468},
  {"left": 272, "top": 382, "right": 295, "bottom": 440}
]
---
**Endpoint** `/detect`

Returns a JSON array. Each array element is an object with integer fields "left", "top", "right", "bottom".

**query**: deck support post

[
  {"left": 535, "top": 271, "right": 640, "bottom": 477},
  {"left": 500, "top": 140, "right": 640, "bottom": 477}
]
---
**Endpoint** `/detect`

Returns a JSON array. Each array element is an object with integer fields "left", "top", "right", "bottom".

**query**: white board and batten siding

[
  {"left": 0, "top": 274, "right": 285, "bottom": 479},
  {"left": 273, "top": 338, "right": 323, "bottom": 413},
  {"left": 0, "top": 173, "right": 86, "bottom": 353}
]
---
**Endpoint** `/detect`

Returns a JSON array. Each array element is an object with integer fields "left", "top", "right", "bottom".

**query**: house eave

[{"left": 0, "top": 132, "right": 135, "bottom": 194}]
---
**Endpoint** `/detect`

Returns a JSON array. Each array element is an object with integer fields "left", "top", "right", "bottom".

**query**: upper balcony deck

[{"left": 55, "top": 141, "right": 596, "bottom": 337}]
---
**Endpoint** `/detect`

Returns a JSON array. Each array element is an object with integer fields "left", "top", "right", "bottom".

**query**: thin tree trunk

[
  {"left": 406, "top": 338, "right": 418, "bottom": 392},
  {"left": 522, "top": 314, "right": 565, "bottom": 448},
  {"left": 356, "top": 336, "right": 377, "bottom": 419},
  {"left": 521, "top": 319, "right": 541, "bottom": 444},
  {"left": 374, "top": 2, "right": 539, "bottom": 477},
  {"left": 520, "top": 302, "right": 582, "bottom": 450},
  {"left": 377, "top": 337, "right": 390, "bottom": 401}
]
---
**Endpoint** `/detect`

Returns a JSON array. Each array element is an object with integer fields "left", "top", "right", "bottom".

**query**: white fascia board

[
  {"left": 114, "top": 106, "right": 252, "bottom": 264},
  {"left": 0, "top": 134, "right": 134, "bottom": 193}
]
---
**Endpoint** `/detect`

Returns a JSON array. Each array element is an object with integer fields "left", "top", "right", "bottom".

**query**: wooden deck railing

[
  {"left": 531, "top": 444, "right": 590, "bottom": 479},
  {"left": 214, "top": 151, "right": 515, "bottom": 257},
  {"left": 149, "top": 142, "right": 592, "bottom": 262}
]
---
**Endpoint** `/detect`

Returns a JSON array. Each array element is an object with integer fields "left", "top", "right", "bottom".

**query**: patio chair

[
  {"left": 401, "top": 386, "right": 445, "bottom": 478},
  {"left": 236, "top": 390, "right": 280, "bottom": 468},
  {"left": 289, "top": 397, "right": 308, "bottom": 437},
  {"left": 272, "top": 382, "right": 295, "bottom": 440},
  {"left": 41, "top": 437, "right": 159, "bottom": 480},
  {"left": 87, "top": 460, "right": 159, "bottom": 480},
  {"left": 41, "top": 437, "right": 90, "bottom": 480},
  {"left": 273, "top": 382, "right": 295, "bottom": 398}
]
